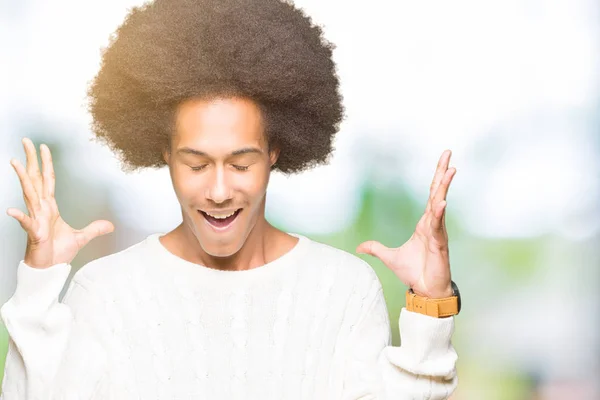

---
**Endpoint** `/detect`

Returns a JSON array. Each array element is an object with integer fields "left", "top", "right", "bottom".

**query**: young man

[{"left": 2, "top": 0, "right": 460, "bottom": 398}]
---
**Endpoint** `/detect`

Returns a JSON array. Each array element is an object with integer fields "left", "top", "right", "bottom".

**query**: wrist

[
  {"left": 412, "top": 285, "right": 453, "bottom": 299},
  {"left": 406, "top": 280, "right": 461, "bottom": 318}
]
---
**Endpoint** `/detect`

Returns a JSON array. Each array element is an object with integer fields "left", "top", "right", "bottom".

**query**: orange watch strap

[{"left": 405, "top": 290, "right": 459, "bottom": 318}]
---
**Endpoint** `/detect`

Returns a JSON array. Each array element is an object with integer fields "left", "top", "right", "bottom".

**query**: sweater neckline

[{"left": 146, "top": 231, "right": 310, "bottom": 282}]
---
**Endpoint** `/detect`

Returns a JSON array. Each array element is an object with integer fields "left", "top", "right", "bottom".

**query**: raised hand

[
  {"left": 6, "top": 138, "right": 115, "bottom": 269},
  {"left": 356, "top": 150, "right": 456, "bottom": 299}
]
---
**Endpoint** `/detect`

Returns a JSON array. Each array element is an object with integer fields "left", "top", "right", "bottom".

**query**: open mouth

[{"left": 199, "top": 208, "right": 242, "bottom": 230}]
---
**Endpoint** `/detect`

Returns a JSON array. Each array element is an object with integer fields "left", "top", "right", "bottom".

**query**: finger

[
  {"left": 432, "top": 167, "right": 456, "bottom": 206},
  {"left": 6, "top": 208, "right": 34, "bottom": 233},
  {"left": 426, "top": 150, "right": 451, "bottom": 214},
  {"left": 441, "top": 200, "right": 447, "bottom": 234},
  {"left": 429, "top": 150, "right": 451, "bottom": 196},
  {"left": 40, "top": 143, "right": 56, "bottom": 198},
  {"left": 356, "top": 240, "right": 395, "bottom": 265},
  {"left": 74, "top": 220, "right": 115, "bottom": 248},
  {"left": 10, "top": 158, "right": 41, "bottom": 217},
  {"left": 22, "top": 138, "right": 44, "bottom": 197},
  {"left": 430, "top": 200, "right": 448, "bottom": 244}
]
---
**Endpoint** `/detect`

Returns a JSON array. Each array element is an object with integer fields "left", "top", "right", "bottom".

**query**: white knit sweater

[{"left": 0, "top": 232, "right": 457, "bottom": 399}]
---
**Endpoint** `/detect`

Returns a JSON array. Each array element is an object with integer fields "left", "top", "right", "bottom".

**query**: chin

[
  {"left": 202, "top": 242, "right": 242, "bottom": 258},
  {"left": 196, "top": 233, "right": 244, "bottom": 257}
]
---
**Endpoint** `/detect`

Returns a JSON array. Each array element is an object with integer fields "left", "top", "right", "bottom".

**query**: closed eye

[{"left": 190, "top": 165, "right": 249, "bottom": 172}]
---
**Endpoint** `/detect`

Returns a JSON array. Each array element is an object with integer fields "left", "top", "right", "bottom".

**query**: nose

[{"left": 205, "top": 165, "right": 233, "bottom": 204}]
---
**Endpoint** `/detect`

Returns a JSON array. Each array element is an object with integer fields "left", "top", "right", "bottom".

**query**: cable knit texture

[{"left": 1, "top": 232, "right": 458, "bottom": 399}]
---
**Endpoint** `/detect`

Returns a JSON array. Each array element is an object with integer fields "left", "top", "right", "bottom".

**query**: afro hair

[{"left": 87, "top": 0, "right": 345, "bottom": 174}]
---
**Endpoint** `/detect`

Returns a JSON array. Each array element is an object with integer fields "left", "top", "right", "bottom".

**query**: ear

[
  {"left": 269, "top": 147, "right": 280, "bottom": 167},
  {"left": 163, "top": 148, "right": 170, "bottom": 165}
]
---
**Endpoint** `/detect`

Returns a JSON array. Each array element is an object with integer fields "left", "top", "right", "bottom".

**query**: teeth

[{"left": 205, "top": 210, "right": 237, "bottom": 219}]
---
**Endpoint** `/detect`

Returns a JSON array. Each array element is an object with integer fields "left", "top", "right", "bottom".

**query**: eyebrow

[{"left": 176, "top": 146, "right": 263, "bottom": 157}]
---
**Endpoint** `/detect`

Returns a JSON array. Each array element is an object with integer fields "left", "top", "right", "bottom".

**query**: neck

[{"left": 167, "top": 212, "right": 283, "bottom": 272}]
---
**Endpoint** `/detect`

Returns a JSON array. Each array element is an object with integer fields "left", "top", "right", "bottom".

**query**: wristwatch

[{"left": 405, "top": 280, "right": 461, "bottom": 318}]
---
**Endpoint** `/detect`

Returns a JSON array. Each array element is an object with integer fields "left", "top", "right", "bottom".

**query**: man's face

[{"left": 164, "top": 96, "right": 278, "bottom": 257}]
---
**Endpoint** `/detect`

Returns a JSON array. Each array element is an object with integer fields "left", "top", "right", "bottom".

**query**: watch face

[{"left": 451, "top": 280, "right": 461, "bottom": 313}]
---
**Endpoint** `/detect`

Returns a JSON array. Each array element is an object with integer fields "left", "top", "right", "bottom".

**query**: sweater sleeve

[
  {"left": 0, "top": 260, "right": 110, "bottom": 400},
  {"left": 340, "top": 286, "right": 458, "bottom": 400}
]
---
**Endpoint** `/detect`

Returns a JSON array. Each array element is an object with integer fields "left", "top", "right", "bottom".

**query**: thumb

[
  {"left": 356, "top": 240, "right": 389, "bottom": 258},
  {"left": 76, "top": 220, "right": 115, "bottom": 248}
]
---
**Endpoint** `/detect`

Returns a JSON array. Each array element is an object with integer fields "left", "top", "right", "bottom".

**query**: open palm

[
  {"left": 7, "top": 138, "right": 114, "bottom": 268},
  {"left": 356, "top": 150, "right": 456, "bottom": 299}
]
